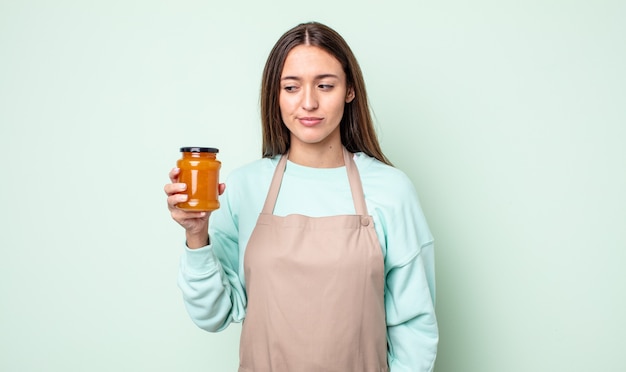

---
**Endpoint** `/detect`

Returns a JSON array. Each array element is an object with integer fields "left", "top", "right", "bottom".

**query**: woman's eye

[
  {"left": 283, "top": 86, "right": 298, "bottom": 92},
  {"left": 318, "top": 84, "right": 334, "bottom": 90}
]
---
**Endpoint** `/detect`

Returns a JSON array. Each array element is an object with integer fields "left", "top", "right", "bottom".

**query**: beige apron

[{"left": 239, "top": 148, "right": 388, "bottom": 372}]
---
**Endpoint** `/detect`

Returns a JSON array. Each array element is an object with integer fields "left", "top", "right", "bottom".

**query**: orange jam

[{"left": 176, "top": 147, "right": 221, "bottom": 211}]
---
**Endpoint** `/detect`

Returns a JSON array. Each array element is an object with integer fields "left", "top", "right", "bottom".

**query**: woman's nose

[{"left": 301, "top": 87, "right": 319, "bottom": 111}]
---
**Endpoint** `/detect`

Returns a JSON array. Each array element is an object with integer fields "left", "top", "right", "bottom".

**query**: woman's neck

[{"left": 287, "top": 141, "right": 345, "bottom": 168}]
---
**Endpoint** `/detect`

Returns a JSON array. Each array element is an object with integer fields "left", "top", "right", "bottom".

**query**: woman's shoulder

[
  {"left": 354, "top": 152, "right": 417, "bottom": 194},
  {"left": 356, "top": 152, "right": 433, "bottom": 258}
]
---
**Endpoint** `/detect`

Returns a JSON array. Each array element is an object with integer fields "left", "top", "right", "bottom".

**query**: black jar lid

[{"left": 180, "top": 147, "right": 219, "bottom": 153}]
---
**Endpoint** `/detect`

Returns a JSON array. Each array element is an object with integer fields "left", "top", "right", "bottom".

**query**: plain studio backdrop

[{"left": 1, "top": 1, "right": 624, "bottom": 371}]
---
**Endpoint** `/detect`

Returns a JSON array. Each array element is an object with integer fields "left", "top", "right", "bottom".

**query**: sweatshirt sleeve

[
  {"left": 386, "top": 242, "right": 438, "bottom": 371},
  {"left": 375, "top": 167, "right": 438, "bottom": 371}
]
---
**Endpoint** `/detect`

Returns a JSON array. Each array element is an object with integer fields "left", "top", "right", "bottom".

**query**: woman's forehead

[{"left": 281, "top": 45, "right": 344, "bottom": 78}]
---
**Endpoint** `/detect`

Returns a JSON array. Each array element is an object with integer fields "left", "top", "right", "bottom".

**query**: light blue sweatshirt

[{"left": 178, "top": 152, "right": 438, "bottom": 371}]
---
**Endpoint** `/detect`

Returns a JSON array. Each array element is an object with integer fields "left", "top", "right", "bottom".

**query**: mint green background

[{"left": 1, "top": 1, "right": 624, "bottom": 371}]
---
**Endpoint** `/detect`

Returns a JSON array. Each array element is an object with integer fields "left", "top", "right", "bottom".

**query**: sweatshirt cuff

[{"left": 182, "top": 242, "right": 219, "bottom": 275}]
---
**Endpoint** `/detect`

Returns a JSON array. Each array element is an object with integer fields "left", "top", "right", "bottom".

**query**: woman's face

[{"left": 279, "top": 45, "right": 354, "bottom": 150}]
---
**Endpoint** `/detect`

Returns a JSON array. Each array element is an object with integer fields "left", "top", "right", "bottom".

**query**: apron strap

[
  {"left": 261, "top": 147, "right": 369, "bottom": 216},
  {"left": 342, "top": 147, "right": 368, "bottom": 216},
  {"left": 261, "top": 150, "right": 289, "bottom": 214}
]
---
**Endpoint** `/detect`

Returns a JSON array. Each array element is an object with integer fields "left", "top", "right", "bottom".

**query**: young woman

[{"left": 165, "top": 22, "right": 438, "bottom": 372}]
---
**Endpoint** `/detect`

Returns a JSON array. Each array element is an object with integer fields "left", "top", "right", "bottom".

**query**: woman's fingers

[
  {"left": 170, "top": 207, "right": 209, "bottom": 232},
  {"left": 164, "top": 181, "right": 186, "bottom": 196},
  {"left": 165, "top": 168, "right": 223, "bottom": 232},
  {"left": 165, "top": 167, "right": 212, "bottom": 236},
  {"left": 171, "top": 207, "right": 207, "bottom": 222},
  {"left": 168, "top": 167, "right": 181, "bottom": 183},
  {"left": 167, "top": 192, "right": 188, "bottom": 210}
]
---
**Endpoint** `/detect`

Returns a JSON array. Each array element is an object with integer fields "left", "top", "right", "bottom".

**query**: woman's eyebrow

[
  {"left": 281, "top": 74, "right": 340, "bottom": 81},
  {"left": 316, "top": 74, "right": 340, "bottom": 80}
]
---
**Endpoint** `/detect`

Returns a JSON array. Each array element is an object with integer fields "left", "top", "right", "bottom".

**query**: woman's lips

[{"left": 298, "top": 117, "right": 323, "bottom": 126}]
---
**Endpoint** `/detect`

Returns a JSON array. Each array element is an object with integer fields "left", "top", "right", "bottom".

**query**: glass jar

[{"left": 176, "top": 147, "right": 221, "bottom": 211}]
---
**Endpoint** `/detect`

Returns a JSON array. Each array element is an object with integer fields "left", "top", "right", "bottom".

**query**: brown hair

[{"left": 260, "top": 22, "right": 392, "bottom": 166}]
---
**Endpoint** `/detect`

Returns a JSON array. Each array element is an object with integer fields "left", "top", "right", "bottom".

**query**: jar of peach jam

[{"left": 176, "top": 147, "right": 221, "bottom": 211}]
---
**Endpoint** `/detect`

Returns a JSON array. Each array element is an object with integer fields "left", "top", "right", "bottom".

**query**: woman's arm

[
  {"left": 386, "top": 242, "right": 438, "bottom": 371},
  {"left": 166, "top": 167, "right": 247, "bottom": 332},
  {"left": 369, "top": 163, "right": 438, "bottom": 371},
  {"left": 177, "top": 238, "right": 247, "bottom": 332}
]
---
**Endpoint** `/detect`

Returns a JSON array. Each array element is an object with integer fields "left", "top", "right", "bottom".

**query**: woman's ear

[{"left": 346, "top": 87, "right": 355, "bottom": 103}]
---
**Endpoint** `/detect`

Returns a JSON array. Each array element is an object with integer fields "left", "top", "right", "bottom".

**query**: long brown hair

[{"left": 260, "top": 22, "right": 392, "bottom": 166}]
